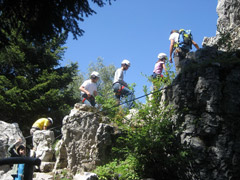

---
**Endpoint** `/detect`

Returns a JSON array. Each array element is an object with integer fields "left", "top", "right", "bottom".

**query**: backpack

[{"left": 176, "top": 29, "right": 193, "bottom": 50}]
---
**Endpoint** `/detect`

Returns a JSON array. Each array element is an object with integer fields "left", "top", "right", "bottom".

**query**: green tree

[
  {"left": 67, "top": 70, "right": 84, "bottom": 100},
  {"left": 0, "top": 31, "right": 78, "bottom": 134},
  {"left": 0, "top": 0, "right": 114, "bottom": 47},
  {"left": 95, "top": 71, "right": 191, "bottom": 180},
  {"left": 126, "top": 104, "right": 189, "bottom": 179}
]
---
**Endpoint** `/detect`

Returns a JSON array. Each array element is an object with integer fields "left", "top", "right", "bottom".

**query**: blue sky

[{"left": 62, "top": 0, "right": 218, "bottom": 101}]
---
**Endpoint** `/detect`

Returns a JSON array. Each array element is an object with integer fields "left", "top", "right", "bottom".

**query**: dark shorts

[{"left": 82, "top": 93, "right": 96, "bottom": 107}]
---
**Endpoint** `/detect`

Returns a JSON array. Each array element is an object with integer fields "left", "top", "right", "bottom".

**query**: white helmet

[
  {"left": 91, "top": 71, "right": 100, "bottom": 78},
  {"left": 121, "top": 59, "right": 131, "bottom": 67},
  {"left": 47, "top": 117, "right": 53, "bottom": 124},
  {"left": 157, "top": 53, "right": 168, "bottom": 60}
]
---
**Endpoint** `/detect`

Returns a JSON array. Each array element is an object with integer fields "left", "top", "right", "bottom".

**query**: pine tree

[{"left": 0, "top": 31, "right": 78, "bottom": 134}]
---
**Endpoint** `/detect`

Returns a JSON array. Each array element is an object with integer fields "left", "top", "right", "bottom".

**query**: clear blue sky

[{"left": 62, "top": 0, "right": 218, "bottom": 100}]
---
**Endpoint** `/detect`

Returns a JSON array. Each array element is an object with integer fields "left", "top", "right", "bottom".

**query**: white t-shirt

[
  {"left": 80, "top": 79, "right": 97, "bottom": 96},
  {"left": 169, "top": 32, "right": 179, "bottom": 43},
  {"left": 113, "top": 68, "right": 128, "bottom": 86}
]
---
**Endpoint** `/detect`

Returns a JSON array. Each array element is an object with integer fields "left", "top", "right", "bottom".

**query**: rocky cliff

[
  {"left": 203, "top": 0, "right": 240, "bottom": 51},
  {"left": 161, "top": 1, "right": 240, "bottom": 176},
  {"left": 55, "top": 104, "right": 119, "bottom": 175},
  {"left": 0, "top": 104, "right": 118, "bottom": 180},
  {"left": 0, "top": 0, "right": 240, "bottom": 179},
  {"left": 162, "top": 54, "right": 240, "bottom": 179},
  {"left": 161, "top": 1, "right": 240, "bottom": 178}
]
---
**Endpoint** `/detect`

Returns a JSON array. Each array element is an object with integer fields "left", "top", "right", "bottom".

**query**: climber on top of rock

[
  {"left": 30, "top": 117, "right": 53, "bottom": 136},
  {"left": 112, "top": 59, "right": 134, "bottom": 108},
  {"left": 151, "top": 53, "right": 168, "bottom": 90},
  {"left": 79, "top": 71, "right": 100, "bottom": 107},
  {"left": 169, "top": 29, "right": 200, "bottom": 74}
]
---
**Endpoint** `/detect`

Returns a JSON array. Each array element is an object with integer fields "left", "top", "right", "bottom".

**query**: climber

[
  {"left": 79, "top": 71, "right": 100, "bottom": 107},
  {"left": 8, "top": 139, "right": 26, "bottom": 180},
  {"left": 152, "top": 53, "right": 168, "bottom": 90},
  {"left": 169, "top": 29, "right": 200, "bottom": 74},
  {"left": 30, "top": 117, "right": 53, "bottom": 136},
  {"left": 112, "top": 59, "right": 134, "bottom": 108},
  {"left": 152, "top": 53, "right": 168, "bottom": 79},
  {"left": 30, "top": 117, "right": 53, "bottom": 154}
]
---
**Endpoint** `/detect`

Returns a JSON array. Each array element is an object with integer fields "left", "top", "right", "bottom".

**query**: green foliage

[
  {"left": 0, "top": 0, "right": 113, "bottom": 46},
  {"left": 67, "top": 70, "right": 85, "bottom": 100},
  {"left": 125, "top": 104, "right": 190, "bottom": 179},
  {"left": 94, "top": 156, "right": 140, "bottom": 180},
  {"left": 94, "top": 64, "right": 190, "bottom": 180},
  {"left": 54, "top": 169, "right": 73, "bottom": 180},
  {"left": 95, "top": 102, "right": 190, "bottom": 180},
  {"left": 95, "top": 95, "right": 119, "bottom": 119},
  {"left": 0, "top": 31, "right": 78, "bottom": 134}
]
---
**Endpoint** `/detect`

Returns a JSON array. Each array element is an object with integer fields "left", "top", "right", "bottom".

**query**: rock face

[
  {"left": 0, "top": 121, "right": 26, "bottom": 159},
  {"left": 0, "top": 104, "right": 118, "bottom": 179},
  {"left": 162, "top": 56, "right": 240, "bottom": 179},
  {"left": 33, "top": 130, "right": 55, "bottom": 172},
  {"left": 55, "top": 104, "right": 118, "bottom": 174},
  {"left": 171, "top": 1, "right": 240, "bottom": 177},
  {"left": 202, "top": 0, "right": 240, "bottom": 51},
  {"left": 0, "top": 121, "right": 55, "bottom": 179},
  {"left": 0, "top": 121, "right": 25, "bottom": 180},
  {"left": 0, "top": 121, "right": 26, "bottom": 180}
]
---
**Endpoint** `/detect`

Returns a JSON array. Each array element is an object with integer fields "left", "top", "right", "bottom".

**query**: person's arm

[
  {"left": 8, "top": 142, "right": 16, "bottom": 156},
  {"left": 93, "top": 91, "right": 97, "bottom": 97},
  {"left": 169, "top": 39, "right": 174, "bottom": 63},
  {"left": 79, "top": 86, "right": 91, "bottom": 97},
  {"left": 192, "top": 40, "right": 199, "bottom": 49},
  {"left": 43, "top": 119, "right": 51, "bottom": 130},
  {"left": 8, "top": 139, "right": 22, "bottom": 157}
]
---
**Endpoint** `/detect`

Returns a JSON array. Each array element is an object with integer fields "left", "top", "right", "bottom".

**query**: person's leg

[
  {"left": 113, "top": 83, "right": 121, "bottom": 105},
  {"left": 173, "top": 55, "right": 181, "bottom": 74},
  {"left": 89, "top": 96, "right": 96, "bottom": 107},
  {"left": 82, "top": 93, "right": 94, "bottom": 107},
  {"left": 83, "top": 99, "right": 92, "bottom": 106},
  {"left": 121, "top": 87, "right": 134, "bottom": 108}
]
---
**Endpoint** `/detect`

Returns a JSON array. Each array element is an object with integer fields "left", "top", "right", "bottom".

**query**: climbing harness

[
  {"left": 82, "top": 93, "right": 96, "bottom": 107},
  {"left": 115, "top": 85, "right": 125, "bottom": 97}
]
